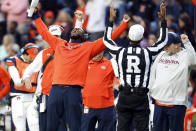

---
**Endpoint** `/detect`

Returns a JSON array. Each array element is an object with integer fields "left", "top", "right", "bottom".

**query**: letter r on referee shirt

[{"left": 127, "top": 56, "right": 141, "bottom": 73}]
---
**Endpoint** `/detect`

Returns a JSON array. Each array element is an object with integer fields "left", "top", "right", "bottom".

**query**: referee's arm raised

[
  {"left": 103, "top": 4, "right": 122, "bottom": 58},
  {"left": 146, "top": 3, "right": 168, "bottom": 59}
]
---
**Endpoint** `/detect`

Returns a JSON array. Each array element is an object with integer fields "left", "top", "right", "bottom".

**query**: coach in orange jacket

[
  {"left": 0, "top": 66, "right": 11, "bottom": 100},
  {"left": 82, "top": 51, "right": 118, "bottom": 131},
  {"left": 31, "top": 5, "right": 129, "bottom": 131},
  {"left": 23, "top": 11, "right": 84, "bottom": 131}
]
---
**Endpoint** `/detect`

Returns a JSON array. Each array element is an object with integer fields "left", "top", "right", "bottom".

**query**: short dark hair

[{"left": 22, "top": 51, "right": 29, "bottom": 55}]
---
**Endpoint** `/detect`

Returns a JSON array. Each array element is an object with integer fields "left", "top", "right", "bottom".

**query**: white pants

[{"left": 11, "top": 94, "right": 39, "bottom": 131}]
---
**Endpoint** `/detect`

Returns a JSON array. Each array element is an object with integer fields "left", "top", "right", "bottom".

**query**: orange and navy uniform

[
  {"left": 0, "top": 66, "right": 11, "bottom": 99},
  {"left": 34, "top": 17, "right": 128, "bottom": 87},
  {"left": 82, "top": 58, "right": 115, "bottom": 108},
  {"left": 41, "top": 48, "right": 54, "bottom": 95},
  {"left": 6, "top": 55, "right": 38, "bottom": 93}
]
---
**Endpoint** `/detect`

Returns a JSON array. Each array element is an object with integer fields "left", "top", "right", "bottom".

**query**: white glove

[{"left": 27, "top": 0, "right": 39, "bottom": 17}]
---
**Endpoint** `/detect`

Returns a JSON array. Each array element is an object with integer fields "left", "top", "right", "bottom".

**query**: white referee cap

[
  {"left": 48, "top": 25, "right": 63, "bottom": 36},
  {"left": 128, "top": 24, "right": 144, "bottom": 41}
]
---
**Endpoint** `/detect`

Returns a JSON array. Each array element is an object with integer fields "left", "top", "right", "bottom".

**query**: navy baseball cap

[{"left": 166, "top": 33, "right": 184, "bottom": 48}]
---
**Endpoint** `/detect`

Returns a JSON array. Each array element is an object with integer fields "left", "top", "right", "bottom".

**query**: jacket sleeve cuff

[
  {"left": 108, "top": 21, "right": 114, "bottom": 27},
  {"left": 161, "top": 20, "right": 167, "bottom": 28},
  {"left": 32, "top": 13, "right": 40, "bottom": 20}
]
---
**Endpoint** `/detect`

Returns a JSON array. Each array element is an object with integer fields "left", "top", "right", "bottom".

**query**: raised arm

[
  {"left": 31, "top": 8, "right": 67, "bottom": 50},
  {"left": 181, "top": 34, "right": 196, "bottom": 68},
  {"left": 146, "top": 3, "right": 168, "bottom": 59},
  {"left": 33, "top": 15, "right": 66, "bottom": 50},
  {"left": 181, "top": 34, "right": 195, "bottom": 54},
  {"left": 103, "top": 22, "right": 122, "bottom": 57},
  {"left": 89, "top": 5, "right": 129, "bottom": 59}
]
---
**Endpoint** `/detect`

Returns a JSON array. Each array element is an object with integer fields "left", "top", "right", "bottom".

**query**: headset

[
  {"left": 83, "top": 30, "right": 89, "bottom": 41},
  {"left": 20, "top": 45, "right": 39, "bottom": 54}
]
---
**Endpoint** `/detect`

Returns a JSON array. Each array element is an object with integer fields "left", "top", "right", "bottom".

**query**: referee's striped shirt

[{"left": 103, "top": 20, "right": 168, "bottom": 88}]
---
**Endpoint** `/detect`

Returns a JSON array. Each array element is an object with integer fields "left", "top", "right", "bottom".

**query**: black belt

[
  {"left": 53, "top": 84, "right": 83, "bottom": 89},
  {"left": 119, "top": 85, "right": 149, "bottom": 95}
]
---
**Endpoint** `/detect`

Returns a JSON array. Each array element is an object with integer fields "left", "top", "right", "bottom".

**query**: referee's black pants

[{"left": 116, "top": 89, "right": 150, "bottom": 131}]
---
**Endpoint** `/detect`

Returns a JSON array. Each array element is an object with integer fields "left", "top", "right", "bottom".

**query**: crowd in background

[{"left": 0, "top": 0, "right": 196, "bottom": 106}]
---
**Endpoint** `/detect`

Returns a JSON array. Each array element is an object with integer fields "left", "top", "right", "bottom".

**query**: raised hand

[
  {"left": 33, "top": 7, "right": 39, "bottom": 14},
  {"left": 123, "top": 14, "right": 131, "bottom": 23},
  {"left": 109, "top": 3, "right": 116, "bottom": 22},
  {"left": 158, "top": 2, "right": 166, "bottom": 21},
  {"left": 181, "top": 34, "right": 189, "bottom": 43},
  {"left": 74, "top": 10, "right": 84, "bottom": 22}
]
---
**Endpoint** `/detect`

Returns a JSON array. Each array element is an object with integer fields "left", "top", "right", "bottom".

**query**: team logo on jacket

[
  {"left": 47, "top": 53, "right": 51, "bottom": 56},
  {"left": 66, "top": 44, "right": 83, "bottom": 50},
  {"left": 101, "top": 66, "right": 106, "bottom": 70},
  {"left": 159, "top": 59, "right": 179, "bottom": 65}
]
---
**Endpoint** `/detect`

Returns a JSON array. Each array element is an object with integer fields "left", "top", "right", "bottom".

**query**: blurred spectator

[
  {"left": 105, "top": 0, "right": 127, "bottom": 25},
  {"left": 73, "top": 0, "right": 88, "bottom": 30},
  {"left": 57, "top": 0, "right": 77, "bottom": 11},
  {"left": 8, "top": 21, "right": 21, "bottom": 46},
  {"left": 0, "top": 11, "right": 6, "bottom": 44},
  {"left": 44, "top": 11, "right": 55, "bottom": 27},
  {"left": 6, "top": 43, "right": 19, "bottom": 57},
  {"left": 0, "top": 34, "right": 15, "bottom": 61},
  {"left": 55, "top": 8, "right": 73, "bottom": 41},
  {"left": 140, "top": 39, "right": 148, "bottom": 48},
  {"left": 0, "top": 22, "right": 6, "bottom": 44},
  {"left": 154, "top": 0, "right": 181, "bottom": 22},
  {"left": 114, "top": 0, "right": 127, "bottom": 25},
  {"left": 182, "top": 0, "right": 194, "bottom": 26},
  {"left": 128, "top": 0, "right": 156, "bottom": 22},
  {"left": 178, "top": 13, "right": 196, "bottom": 50},
  {"left": 166, "top": 15, "right": 178, "bottom": 32},
  {"left": 147, "top": 33, "right": 157, "bottom": 47},
  {"left": 1, "top": 0, "right": 29, "bottom": 34},
  {"left": 86, "top": 0, "right": 106, "bottom": 41},
  {"left": 34, "top": 35, "right": 49, "bottom": 49},
  {"left": 40, "top": 0, "right": 58, "bottom": 14}
]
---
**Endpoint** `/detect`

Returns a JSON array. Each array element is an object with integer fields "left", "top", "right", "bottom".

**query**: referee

[{"left": 103, "top": 3, "right": 168, "bottom": 131}]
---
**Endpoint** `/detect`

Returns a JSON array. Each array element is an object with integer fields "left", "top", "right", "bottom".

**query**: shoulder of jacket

[{"left": 5, "top": 57, "right": 16, "bottom": 66}]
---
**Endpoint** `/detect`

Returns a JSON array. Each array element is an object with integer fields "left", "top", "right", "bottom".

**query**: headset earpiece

[{"left": 20, "top": 45, "right": 39, "bottom": 54}]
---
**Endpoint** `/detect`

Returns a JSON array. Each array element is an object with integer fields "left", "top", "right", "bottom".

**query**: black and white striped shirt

[{"left": 103, "top": 21, "right": 168, "bottom": 88}]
